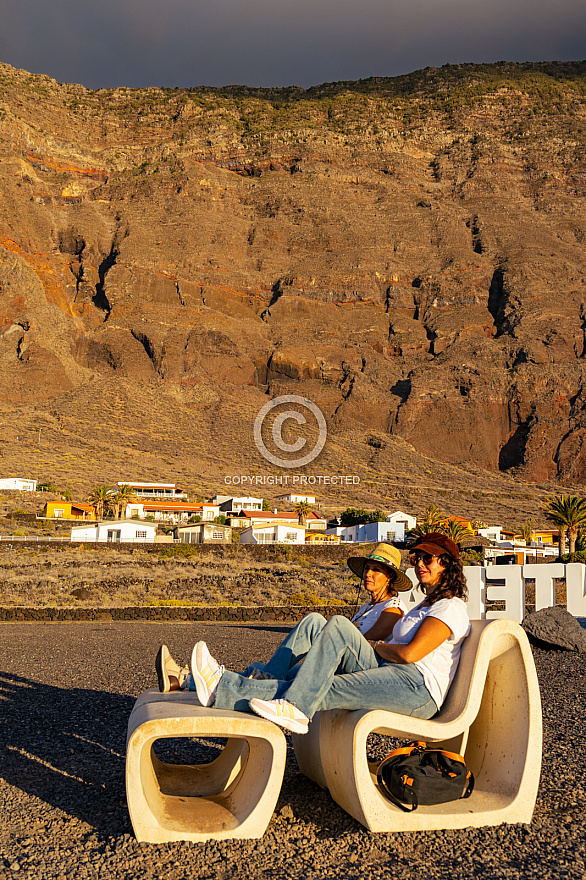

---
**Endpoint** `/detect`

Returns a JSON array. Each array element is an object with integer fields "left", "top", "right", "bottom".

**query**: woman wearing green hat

[
  {"left": 240, "top": 542, "right": 410, "bottom": 682},
  {"left": 156, "top": 543, "right": 408, "bottom": 691},
  {"left": 346, "top": 542, "right": 412, "bottom": 641}
]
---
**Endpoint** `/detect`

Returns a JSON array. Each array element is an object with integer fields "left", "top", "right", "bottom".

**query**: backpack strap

[
  {"left": 462, "top": 770, "right": 475, "bottom": 799},
  {"left": 376, "top": 761, "right": 419, "bottom": 812}
]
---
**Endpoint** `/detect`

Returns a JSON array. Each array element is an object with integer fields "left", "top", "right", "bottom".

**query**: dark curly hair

[{"left": 423, "top": 553, "right": 468, "bottom": 606}]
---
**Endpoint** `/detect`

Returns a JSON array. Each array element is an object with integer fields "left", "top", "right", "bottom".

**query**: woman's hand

[{"left": 373, "top": 617, "right": 452, "bottom": 664}]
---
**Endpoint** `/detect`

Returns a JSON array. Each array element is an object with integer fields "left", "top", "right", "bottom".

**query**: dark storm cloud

[{"left": 0, "top": 0, "right": 584, "bottom": 89}]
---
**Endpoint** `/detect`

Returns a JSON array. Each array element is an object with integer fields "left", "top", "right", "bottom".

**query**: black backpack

[{"left": 376, "top": 741, "right": 474, "bottom": 812}]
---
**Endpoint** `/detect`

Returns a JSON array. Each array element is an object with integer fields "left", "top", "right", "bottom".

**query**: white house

[
  {"left": 0, "top": 478, "right": 37, "bottom": 492},
  {"left": 124, "top": 502, "right": 219, "bottom": 523},
  {"left": 117, "top": 481, "right": 189, "bottom": 500},
  {"left": 178, "top": 523, "right": 232, "bottom": 544},
  {"left": 212, "top": 495, "right": 264, "bottom": 513},
  {"left": 325, "top": 520, "right": 408, "bottom": 544},
  {"left": 276, "top": 493, "right": 317, "bottom": 505},
  {"left": 239, "top": 524, "right": 306, "bottom": 545},
  {"left": 70, "top": 521, "right": 157, "bottom": 543},
  {"left": 229, "top": 510, "right": 327, "bottom": 531},
  {"left": 386, "top": 510, "right": 416, "bottom": 533},
  {"left": 484, "top": 541, "right": 558, "bottom": 565},
  {"left": 478, "top": 526, "right": 504, "bottom": 543}
]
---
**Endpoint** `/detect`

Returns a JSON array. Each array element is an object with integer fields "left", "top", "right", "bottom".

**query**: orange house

[
  {"left": 443, "top": 516, "right": 474, "bottom": 532},
  {"left": 43, "top": 501, "right": 96, "bottom": 520}
]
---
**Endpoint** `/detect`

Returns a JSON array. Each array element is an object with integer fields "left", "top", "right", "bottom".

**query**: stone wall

[{"left": 0, "top": 604, "right": 353, "bottom": 622}]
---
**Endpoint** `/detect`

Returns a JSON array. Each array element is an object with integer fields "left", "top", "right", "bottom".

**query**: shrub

[
  {"left": 286, "top": 590, "right": 321, "bottom": 605},
  {"left": 158, "top": 545, "right": 199, "bottom": 558},
  {"left": 461, "top": 549, "right": 484, "bottom": 566},
  {"left": 147, "top": 599, "right": 240, "bottom": 607}
]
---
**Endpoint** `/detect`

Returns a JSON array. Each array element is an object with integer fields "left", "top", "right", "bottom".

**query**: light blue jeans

[
  {"left": 214, "top": 614, "right": 438, "bottom": 720},
  {"left": 243, "top": 612, "right": 328, "bottom": 681}
]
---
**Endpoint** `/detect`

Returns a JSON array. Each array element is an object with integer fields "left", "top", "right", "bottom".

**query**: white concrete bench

[
  {"left": 291, "top": 619, "right": 542, "bottom": 832},
  {"left": 126, "top": 690, "right": 287, "bottom": 842}
]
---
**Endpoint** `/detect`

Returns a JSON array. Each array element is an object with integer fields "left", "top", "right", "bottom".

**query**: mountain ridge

[{"left": 1, "top": 60, "right": 586, "bottom": 523}]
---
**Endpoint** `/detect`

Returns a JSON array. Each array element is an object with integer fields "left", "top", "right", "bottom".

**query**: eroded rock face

[{"left": 1, "top": 61, "right": 586, "bottom": 482}]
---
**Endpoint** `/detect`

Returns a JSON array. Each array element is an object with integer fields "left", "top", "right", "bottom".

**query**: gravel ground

[{"left": 0, "top": 621, "right": 585, "bottom": 880}]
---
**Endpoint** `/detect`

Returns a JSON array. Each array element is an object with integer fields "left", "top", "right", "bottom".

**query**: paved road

[{"left": 0, "top": 621, "right": 585, "bottom": 880}]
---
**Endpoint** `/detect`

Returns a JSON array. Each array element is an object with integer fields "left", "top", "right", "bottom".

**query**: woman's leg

[
  {"left": 242, "top": 612, "right": 327, "bottom": 679},
  {"left": 214, "top": 614, "right": 378, "bottom": 716},
  {"left": 261, "top": 616, "right": 436, "bottom": 720},
  {"left": 312, "top": 663, "right": 438, "bottom": 719},
  {"left": 283, "top": 615, "right": 381, "bottom": 717}
]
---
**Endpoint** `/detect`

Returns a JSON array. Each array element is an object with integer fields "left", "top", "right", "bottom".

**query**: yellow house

[
  {"left": 514, "top": 529, "right": 559, "bottom": 546},
  {"left": 305, "top": 532, "right": 340, "bottom": 544},
  {"left": 43, "top": 501, "right": 96, "bottom": 520},
  {"left": 529, "top": 529, "right": 559, "bottom": 545}
]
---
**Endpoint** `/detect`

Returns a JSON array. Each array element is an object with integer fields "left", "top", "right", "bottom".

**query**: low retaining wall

[{"left": 0, "top": 605, "right": 353, "bottom": 623}]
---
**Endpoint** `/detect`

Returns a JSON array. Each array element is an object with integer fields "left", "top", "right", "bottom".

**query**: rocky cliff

[{"left": 1, "top": 60, "right": 586, "bottom": 514}]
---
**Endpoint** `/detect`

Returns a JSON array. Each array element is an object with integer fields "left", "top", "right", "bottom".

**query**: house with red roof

[{"left": 228, "top": 510, "right": 327, "bottom": 530}]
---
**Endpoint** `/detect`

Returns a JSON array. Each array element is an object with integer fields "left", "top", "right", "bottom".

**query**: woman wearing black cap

[{"left": 162, "top": 533, "right": 470, "bottom": 736}]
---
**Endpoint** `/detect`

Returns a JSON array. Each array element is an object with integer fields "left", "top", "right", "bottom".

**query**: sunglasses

[{"left": 408, "top": 552, "right": 440, "bottom": 566}]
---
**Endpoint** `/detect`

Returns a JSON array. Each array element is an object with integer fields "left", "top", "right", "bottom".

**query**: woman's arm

[
  {"left": 362, "top": 608, "right": 403, "bottom": 642},
  {"left": 369, "top": 616, "right": 452, "bottom": 664}
]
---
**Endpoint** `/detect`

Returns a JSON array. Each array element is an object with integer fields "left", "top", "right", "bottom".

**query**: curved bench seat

[
  {"left": 292, "top": 619, "right": 542, "bottom": 832},
  {"left": 126, "top": 691, "right": 287, "bottom": 842}
]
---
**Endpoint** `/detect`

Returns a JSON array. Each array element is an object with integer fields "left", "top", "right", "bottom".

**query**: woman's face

[
  {"left": 412, "top": 553, "right": 446, "bottom": 591},
  {"left": 363, "top": 561, "right": 393, "bottom": 603}
]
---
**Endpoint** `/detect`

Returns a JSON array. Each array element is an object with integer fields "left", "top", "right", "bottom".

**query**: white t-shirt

[
  {"left": 351, "top": 596, "right": 406, "bottom": 634},
  {"left": 386, "top": 597, "right": 471, "bottom": 709}
]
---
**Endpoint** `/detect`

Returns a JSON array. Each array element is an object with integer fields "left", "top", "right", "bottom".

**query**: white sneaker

[
  {"left": 191, "top": 641, "right": 224, "bottom": 707},
  {"left": 249, "top": 698, "right": 309, "bottom": 734}
]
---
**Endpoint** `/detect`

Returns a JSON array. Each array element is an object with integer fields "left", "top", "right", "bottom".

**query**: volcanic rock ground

[
  {"left": 1, "top": 621, "right": 585, "bottom": 880},
  {"left": 1, "top": 61, "right": 586, "bottom": 513}
]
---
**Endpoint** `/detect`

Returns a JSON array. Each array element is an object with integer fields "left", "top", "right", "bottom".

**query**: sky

[{"left": 0, "top": 0, "right": 585, "bottom": 91}]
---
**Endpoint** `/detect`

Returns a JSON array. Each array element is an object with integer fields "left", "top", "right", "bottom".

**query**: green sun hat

[{"left": 347, "top": 543, "right": 413, "bottom": 592}]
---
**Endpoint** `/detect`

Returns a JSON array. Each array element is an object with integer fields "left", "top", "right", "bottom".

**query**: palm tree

[
  {"left": 440, "top": 518, "right": 474, "bottom": 543},
  {"left": 88, "top": 484, "right": 113, "bottom": 520},
  {"left": 296, "top": 501, "right": 312, "bottom": 527},
  {"left": 112, "top": 484, "right": 139, "bottom": 519},
  {"left": 542, "top": 495, "right": 586, "bottom": 555},
  {"left": 521, "top": 518, "right": 534, "bottom": 546},
  {"left": 407, "top": 504, "right": 444, "bottom": 539},
  {"left": 576, "top": 528, "right": 586, "bottom": 553}
]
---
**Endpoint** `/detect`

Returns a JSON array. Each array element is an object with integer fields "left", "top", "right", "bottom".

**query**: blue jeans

[
  {"left": 214, "top": 615, "right": 438, "bottom": 720},
  {"left": 243, "top": 612, "right": 327, "bottom": 681}
]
